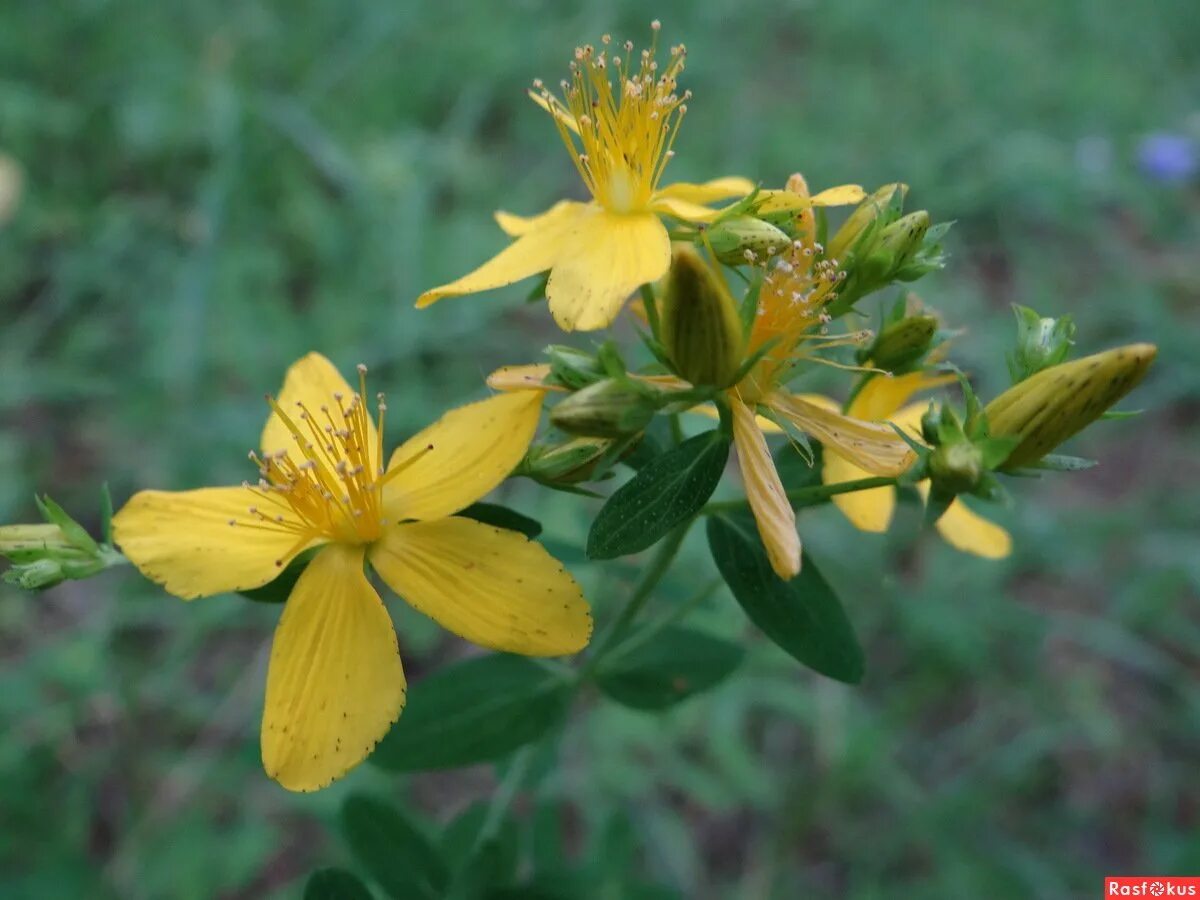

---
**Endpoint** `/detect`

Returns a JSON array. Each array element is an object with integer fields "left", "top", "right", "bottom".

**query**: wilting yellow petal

[
  {"left": 653, "top": 176, "right": 756, "bottom": 205},
  {"left": 495, "top": 200, "right": 578, "bottom": 237},
  {"left": 916, "top": 483, "right": 1012, "bottom": 559},
  {"left": 416, "top": 201, "right": 587, "bottom": 309},
  {"left": 261, "top": 352, "right": 369, "bottom": 460},
  {"left": 261, "top": 543, "right": 405, "bottom": 792},
  {"left": 545, "top": 209, "right": 671, "bottom": 331},
  {"left": 649, "top": 194, "right": 727, "bottom": 224},
  {"left": 113, "top": 487, "right": 316, "bottom": 600},
  {"left": 487, "top": 364, "right": 557, "bottom": 392},
  {"left": 767, "top": 390, "right": 916, "bottom": 476},
  {"left": 383, "top": 391, "right": 543, "bottom": 522},
  {"left": 810, "top": 184, "right": 867, "bottom": 206},
  {"left": 848, "top": 372, "right": 955, "bottom": 422},
  {"left": 370, "top": 518, "right": 592, "bottom": 655},
  {"left": 823, "top": 450, "right": 895, "bottom": 533},
  {"left": 731, "top": 398, "right": 800, "bottom": 579}
]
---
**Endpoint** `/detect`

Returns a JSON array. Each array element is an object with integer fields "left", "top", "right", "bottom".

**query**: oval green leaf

[
  {"left": 304, "top": 868, "right": 374, "bottom": 900},
  {"left": 371, "top": 655, "right": 571, "bottom": 772},
  {"left": 587, "top": 430, "right": 729, "bottom": 559},
  {"left": 339, "top": 795, "right": 446, "bottom": 900},
  {"left": 706, "top": 513, "right": 864, "bottom": 683},
  {"left": 595, "top": 626, "right": 745, "bottom": 710}
]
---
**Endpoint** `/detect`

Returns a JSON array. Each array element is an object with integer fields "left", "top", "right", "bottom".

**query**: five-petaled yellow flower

[
  {"left": 112, "top": 353, "right": 592, "bottom": 792},
  {"left": 812, "top": 373, "right": 1012, "bottom": 559},
  {"left": 416, "top": 24, "right": 755, "bottom": 331}
]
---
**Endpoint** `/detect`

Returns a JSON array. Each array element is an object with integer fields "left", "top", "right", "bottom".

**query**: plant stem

[
  {"left": 640, "top": 283, "right": 661, "bottom": 338},
  {"left": 579, "top": 518, "right": 693, "bottom": 681},
  {"left": 701, "top": 475, "right": 898, "bottom": 515}
]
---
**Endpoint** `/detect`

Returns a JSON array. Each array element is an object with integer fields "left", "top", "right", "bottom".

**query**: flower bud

[
  {"left": 865, "top": 315, "right": 939, "bottom": 372},
  {"left": 550, "top": 379, "right": 660, "bottom": 438},
  {"left": 1007, "top": 305, "right": 1076, "bottom": 382},
  {"left": 706, "top": 216, "right": 791, "bottom": 265},
  {"left": 876, "top": 210, "right": 930, "bottom": 266},
  {"left": 0, "top": 153, "right": 22, "bottom": 226},
  {"left": 659, "top": 245, "right": 745, "bottom": 387},
  {"left": 0, "top": 522, "right": 115, "bottom": 590},
  {"left": 827, "top": 183, "right": 907, "bottom": 260},
  {"left": 546, "top": 345, "right": 604, "bottom": 390},
  {"left": 928, "top": 441, "right": 984, "bottom": 494},
  {"left": 520, "top": 436, "right": 612, "bottom": 484},
  {"left": 985, "top": 343, "right": 1157, "bottom": 468}
]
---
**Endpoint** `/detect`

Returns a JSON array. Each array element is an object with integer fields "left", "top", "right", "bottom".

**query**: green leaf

[
  {"left": 340, "top": 795, "right": 447, "bottom": 900},
  {"left": 304, "top": 867, "right": 375, "bottom": 900},
  {"left": 1025, "top": 453, "right": 1099, "bottom": 472},
  {"left": 706, "top": 514, "right": 864, "bottom": 683},
  {"left": 440, "top": 802, "right": 520, "bottom": 896},
  {"left": 36, "top": 495, "right": 99, "bottom": 555},
  {"left": 237, "top": 547, "right": 319, "bottom": 604},
  {"left": 458, "top": 502, "right": 543, "bottom": 539},
  {"left": 773, "top": 441, "right": 822, "bottom": 494},
  {"left": 371, "top": 655, "right": 570, "bottom": 772},
  {"left": 587, "top": 431, "right": 729, "bottom": 559},
  {"left": 596, "top": 626, "right": 745, "bottom": 710}
]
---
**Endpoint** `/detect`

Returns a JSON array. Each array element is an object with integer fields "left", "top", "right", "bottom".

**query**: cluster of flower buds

[
  {"left": 0, "top": 493, "right": 124, "bottom": 590},
  {"left": 1006, "top": 304, "right": 1077, "bottom": 383}
]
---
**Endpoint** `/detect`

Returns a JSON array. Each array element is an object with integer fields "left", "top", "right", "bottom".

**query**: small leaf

[
  {"left": 773, "top": 441, "right": 822, "bottom": 494},
  {"left": 371, "top": 655, "right": 570, "bottom": 772},
  {"left": 36, "top": 495, "right": 99, "bottom": 555},
  {"left": 340, "top": 795, "right": 447, "bottom": 900},
  {"left": 596, "top": 626, "right": 744, "bottom": 710},
  {"left": 237, "top": 547, "right": 319, "bottom": 604},
  {"left": 304, "top": 868, "right": 375, "bottom": 900},
  {"left": 440, "top": 802, "right": 520, "bottom": 895},
  {"left": 1100, "top": 408, "right": 1143, "bottom": 421},
  {"left": 458, "top": 502, "right": 543, "bottom": 539},
  {"left": 706, "top": 514, "right": 864, "bottom": 683},
  {"left": 1025, "top": 453, "right": 1099, "bottom": 472},
  {"left": 587, "top": 430, "right": 729, "bottom": 559}
]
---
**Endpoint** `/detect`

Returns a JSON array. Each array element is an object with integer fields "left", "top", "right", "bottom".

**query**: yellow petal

[
  {"left": 653, "top": 176, "right": 756, "bottom": 204},
  {"left": 494, "top": 200, "right": 578, "bottom": 237},
  {"left": 487, "top": 364, "right": 557, "bottom": 392},
  {"left": 649, "top": 194, "right": 727, "bottom": 224},
  {"left": 848, "top": 372, "right": 955, "bottom": 422},
  {"left": 261, "top": 543, "right": 405, "bottom": 792},
  {"left": 691, "top": 400, "right": 784, "bottom": 433},
  {"left": 261, "top": 352, "right": 371, "bottom": 460},
  {"left": 416, "top": 201, "right": 587, "bottom": 309},
  {"left": 810, "top": 184, "right": 867, "bottom": 206},
  {"left": 113, "top": 487, "right": 315, "bottom": 600},
  {"left": 545, "top": 209, "right": 671, "bottom": 331},
  {"left": 823, "top": 451, "right": 895, "bottom": 533},
  {"left": 731, "top": 398, "right": 800, "bottom": 579},
  {"left": 383, "top": 391, "right": 543, "bottom": 522},
  {"left": 916, "top": 483, "right": 1012, "bottom": 559},
  {"left": 767, "top": 390, "right": 916, "bottom": 476},
  {"left": 370, "top": 518, "right": 592, "bottom": 655}
]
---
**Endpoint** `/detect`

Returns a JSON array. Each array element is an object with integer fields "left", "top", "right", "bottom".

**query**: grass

[{"left": 1, "top": 1, "right": 1197, "bottom": 897}]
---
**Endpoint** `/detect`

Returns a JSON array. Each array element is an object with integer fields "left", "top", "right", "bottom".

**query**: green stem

[
  {"left": 701, "top": 475, "right": 898, "bottom": 515},
  {"left": 603, "top": 576, "right": 723, "bottom": 665},
  {"left": 639, "top": 283, "right": 661, "bottom": 339},
  {"left": 579, "top": 518, "right": 693, "bottom": 681}
]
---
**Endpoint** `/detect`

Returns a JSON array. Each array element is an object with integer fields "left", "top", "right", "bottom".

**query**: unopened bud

[
  {"left": 0, "top": 154, "right": 22, "bottom": 226},
  {"left": 1008, "top": 305, "right": 1076, "bottom": 382},
  {"left": 985, "top": 343, "right": 1157, "bottom": 468},
  {"left": 866, "top": 315, "right": 938, "bottom": 372},
  {"left": 547, "top": 345, "right": 604, "bottom": 390},
  {"left": 827, "top": 183, "right": 907, "bottom": 260},
  {"left": 876, "top": 210, "right": 930, "bottom": 266},
  {"left": 521, "top": 437, "right": 611, "bottom": 484},
  {"left": 928, "top": 441, "right": 984, "bottom": 494},
  {"left": 706, "top": 216, "right": 791, "bottom": 266},
  {"left": 660, "top": 245, "right": 745, "bottom": 387},
  {"left": 550, "top": 379, "right": 659, "bottom": 438}
]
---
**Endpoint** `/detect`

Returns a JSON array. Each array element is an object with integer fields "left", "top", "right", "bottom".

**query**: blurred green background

[{"left": 2, "top": 1, "right": 1198, "bottom": 897}]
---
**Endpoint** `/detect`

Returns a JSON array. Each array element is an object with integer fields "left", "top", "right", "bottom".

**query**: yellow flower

[
  {"left": 112, "top": 353, "right": 592, "bottom": 792},
  {"left": 813, "top": 373, "right": 1012, "bottom": 559},
  {"left": 416, "top": 25, "right": 756, "bottom": 332}
]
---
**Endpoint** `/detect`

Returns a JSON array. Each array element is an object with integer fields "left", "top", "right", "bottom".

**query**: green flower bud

[
  {"left": 550, "top": 379, "right": 660, "bottom": 438},
  {"left": 521, "top": 436, "right": 612, "bottom": 484},
  {"left": 865, "top": 315, "right": 939, "bottom": 372},
  {"left": 0, "top": 521, "right": 121, "bottom": 590},
  {"left": 928, "top": 441, "right": 984, "bottom": 495},
  {"left": 985, "top": 343, "right": 1157, "bottom": 468},
  {"left": 876, "top": 210, "right": 930, "bottom": 267},
  {"left": 706, "top": 216, "right": 791, "bottom": 265},
  {"left": 827, "top": 183, "right": 907, "bottom": 261},
  {"left": 659, "top": 245, "right": 745, "bottom": 387},
  {"left": 1007, "top": 305, "right": 1076, "bottom": 382},
  {"left": 547, "top": 345, "right": 604, "bottom": 390}
]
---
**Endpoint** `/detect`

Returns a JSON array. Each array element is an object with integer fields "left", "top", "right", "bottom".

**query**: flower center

[
  {"left": 236, "top": 365, "right": 423, "bottom": 560},
  {"left": 533, "top": 22, "right": 689, "bottom": 214}
]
